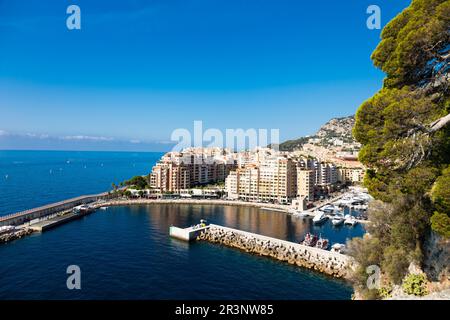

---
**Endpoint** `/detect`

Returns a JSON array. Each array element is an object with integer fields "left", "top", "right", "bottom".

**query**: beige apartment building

[
  {"left": 297, "top": 168, "right": 315, "bottom": 201},
  {"left": 337, "top": 167, "right": 365, "bottom": 183},
  {"left": 149, "top": 149, "right": 237, "bottom": 193},
  {"left": 225, "top": 157, "right": 297, "bottom": 204}
]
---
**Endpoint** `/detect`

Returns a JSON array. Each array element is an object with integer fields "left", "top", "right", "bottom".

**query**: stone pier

[{"left": 197, "top": 224, "right": 354, "bottom": 279}]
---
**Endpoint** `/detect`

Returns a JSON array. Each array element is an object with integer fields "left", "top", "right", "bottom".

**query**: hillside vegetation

[{"left": 348, "top": 0, "right": 450, "bottom": 299}]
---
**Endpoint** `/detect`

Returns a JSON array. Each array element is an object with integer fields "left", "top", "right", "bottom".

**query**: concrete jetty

[
  {"left": 197, "top": 224, "right": 355, "bottom": 278},
  {"left": 28, "top": 211, "right": 89, "bottom": 232},
  {"left": 170, "top": 225, "right": 210, "bottom": 241}
]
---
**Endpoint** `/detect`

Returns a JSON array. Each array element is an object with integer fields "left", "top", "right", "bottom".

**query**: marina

[
  {"left": 0, "top": 187, "right": 371, "bottom": 244},
  {"left": 0, "top": 204, "right": 356, "bottom": 299}
]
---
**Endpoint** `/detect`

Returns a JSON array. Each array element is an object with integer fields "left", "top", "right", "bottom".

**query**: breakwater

[
  {"left": 0, "top": 228, "right": 33, "bottom": 244},
  {"left": 197, "top": 224, "right": 354, "bottom": 278}
]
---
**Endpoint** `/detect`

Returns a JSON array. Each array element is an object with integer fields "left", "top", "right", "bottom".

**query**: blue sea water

[
  {"left": 0, "top": 150, "right": 164, "bottom": 216},
  {"left": 0, "top": 150, "right": 363, "bottom": 300}
]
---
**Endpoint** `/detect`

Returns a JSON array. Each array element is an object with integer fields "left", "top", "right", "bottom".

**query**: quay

[
  {"left": 196, "top": 224, "right": 355, "bottom": 278},
  {"left": 28, "top": 210, "right": 90, "bottom": 232}
]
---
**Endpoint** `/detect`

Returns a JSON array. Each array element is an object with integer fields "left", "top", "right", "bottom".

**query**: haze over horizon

[{"left": 0, "top": 0, "right": 412, "bottom": 151}]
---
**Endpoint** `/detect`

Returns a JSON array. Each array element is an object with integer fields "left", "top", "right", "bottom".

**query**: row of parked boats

[
  {"left": 300, "top": 232, "right": 347, "bottom": 254},
  {"left": 291, "top": 190, "right": 373, "bottom": 226},
  {"left": 302, "top": 233, "right": 329, "bottom": 250},
  {"left": 315, "top": 205, "right": 358, "bottom": 226},
  {"left": 290, "top": 206, "right": 358, "bottom": 227}
]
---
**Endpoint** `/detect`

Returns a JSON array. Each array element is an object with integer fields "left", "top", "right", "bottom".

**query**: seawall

[{"left": 197, "top": 224, "right": 355, "bottom": 279}]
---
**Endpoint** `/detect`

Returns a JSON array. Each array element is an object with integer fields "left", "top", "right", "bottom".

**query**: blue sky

[{"left": 0, "top": 0, "right": 412, "bottom": 151}]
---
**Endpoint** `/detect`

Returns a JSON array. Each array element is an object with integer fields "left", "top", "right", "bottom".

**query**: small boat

[
  {"left": 302, "top": 233, "right": 318, "bottom": 247},
  {"left": 99, "top": 206, "right": 108, "bottom": 210},
  {"left": 321, "top": 204, "right": 336, "bottom": 213},
  {"left": 344, "top": 215, "right": 358, "bottom": 226},
  {"left": 331, "top": 243, "right": 346, "bottom": 254},
  {"left": 315, "top": 236, "right": 329, "bottom": 250},
  {"left": 73, "top": 205, "right": 93, "bottom": 215},
  {"left": 312, "top": 211, "right": 328, "bottom": 224},
  {"left": 331, "top": 215, "right": 345, "bottom": 226},
  {"left": 292, "top": 210, "right": 310, "bottom": 218}
]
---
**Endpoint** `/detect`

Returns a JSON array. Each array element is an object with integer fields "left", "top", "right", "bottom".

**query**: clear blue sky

[{"left": 0, "top": 0, "right": 411, "bottom": 151}]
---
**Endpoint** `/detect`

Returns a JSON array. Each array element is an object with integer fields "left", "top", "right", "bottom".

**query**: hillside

[{"left": 276, "top": 115, "right": 358, "bottom": 151}]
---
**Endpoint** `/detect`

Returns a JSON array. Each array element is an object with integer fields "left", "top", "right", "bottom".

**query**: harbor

[
  {"left": 0, "top": 187, "right": 370, "bottom": 244},
  {"left": 1, "top": 203, "right": 356, "bottom": 299}
]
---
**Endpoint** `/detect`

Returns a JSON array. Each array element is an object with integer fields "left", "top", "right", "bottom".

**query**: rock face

[
  {"left": 198, "top": 225, "right": 353, "bottom": 279},
  {"left": 423, "top": 231, "right": 450, "bottom": 282}
]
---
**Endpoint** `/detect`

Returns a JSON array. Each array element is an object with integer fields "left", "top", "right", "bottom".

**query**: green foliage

[
  {"left": 371, "top": 0, "right": 450, "bottom": 88},
  {"left": 402, "top": 273, "right": 429, "bottom": 296},
  {"left": 430, "top": 211, "right": 450, "bottom": 237},
  {"left": 350, "top": 0, "right": 450, "bottom": 291},
  {"left": 381, "top": 246, "right": 410, "bottom": 284},
  {"left": 378, "top": 284, "right": 393, "bottom": 299},
  {"left": 346, "top": 236, "right": 383, "bottom": 299},
  {"left": 431, "top": 166, "right": 450, "bottom": 214},
  {"left": 275, "top": 137, "right": 309, "bottom": 151},
  {"left": 123, "top": 190, "right": 132, "bottom": 198},
  {"left": 124, "top": 175, "right": 149, "bottom": 189}
]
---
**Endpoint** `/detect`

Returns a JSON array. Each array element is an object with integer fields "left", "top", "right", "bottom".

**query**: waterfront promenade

[{"left": 0, "top": 190, "right": 368, "bottom": 228}]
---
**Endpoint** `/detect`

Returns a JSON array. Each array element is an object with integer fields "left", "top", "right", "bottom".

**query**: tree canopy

[
  {"left": 349, "top": 0, "right": 450, "bottom": 298},
  {"left": 124, "top": 175, "right": 149, "bottom": 190}
]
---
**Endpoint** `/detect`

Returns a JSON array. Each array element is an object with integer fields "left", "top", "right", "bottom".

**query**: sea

[{"left": 0, "top": 150, "right": 364, "bottom": 300}]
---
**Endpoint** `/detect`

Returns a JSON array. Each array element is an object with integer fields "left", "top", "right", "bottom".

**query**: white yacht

[
  {"left": 344, "top": 215, "right": 357, "bottom": 226},
  {"left": 312, "top": 211, "right": 328, "bottom": 224},
  {"left": 320, "top": 204, "right": 336, "bottom": 213},
  {"left": 331, "top": 215, "right": 345, "bottom": 226}
]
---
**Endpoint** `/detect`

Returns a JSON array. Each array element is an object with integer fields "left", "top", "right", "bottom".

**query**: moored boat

[
  {"left": 344, "top": 215, "right": 357, "bottom": 226},
  {"left": 331, "top": 243, "right": 346, "bottom": 254},
  {"left": 315, "top": 236, "right": 329, "bottom": 250},
  {"left": 331, "top": 215, "right": 344, "bottom": 226},
  {"left": 312, "top": 211, "right": 328, "bottom": 224},
  {"left": 302, "top": 233, "right": 318, "bottom": 247}
]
